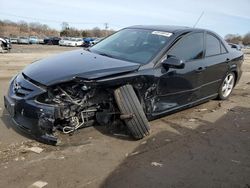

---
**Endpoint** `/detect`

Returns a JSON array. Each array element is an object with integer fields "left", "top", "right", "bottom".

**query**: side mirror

[{"left": 162, "top": 56, "right": 185, "bottom": 69}]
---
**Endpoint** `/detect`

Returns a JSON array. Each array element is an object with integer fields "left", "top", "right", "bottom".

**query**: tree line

[
  {"left": 1, "top": 19, "right": 249, "bottom": 44},
  {"left": 0, "top": 20, "right": 115, "bottom": 38},
  {"left": 225, "top": 33, "right": 250, "bottom": 45},
  {"left": 0, "top": 20, "right": 58, "bottom": 37}
]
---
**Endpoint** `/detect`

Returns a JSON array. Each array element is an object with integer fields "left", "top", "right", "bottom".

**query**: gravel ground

[{"left": 0, "top": 45, "right": 249, "bottom": 188}]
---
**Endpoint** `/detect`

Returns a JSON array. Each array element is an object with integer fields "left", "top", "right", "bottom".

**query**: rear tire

[
  {"left": 114, "top": 85, "right": 150, "bottom": 139},
  {"left": 218, "top": 72, "right": 235, "bottom": 100}
]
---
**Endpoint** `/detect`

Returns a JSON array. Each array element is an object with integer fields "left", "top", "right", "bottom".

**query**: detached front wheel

[
  {"left": 218, "top": 72, "right": 235, "bottom": 100},
  {"left": 114, "top": 85, "right": 150, "bottom": 139}
]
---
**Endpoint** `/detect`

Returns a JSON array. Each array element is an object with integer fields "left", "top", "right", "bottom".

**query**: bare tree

[
  {"left": 243, "top": 32, "right": 250, "bottom": 45},
  {"left": 225, "top": 34, "right": 242, "bottom": 44},
  {"left": 61, "top": 22, "right": 69, "bottom": 30},
  {"left": 92, "top": 27, "right": 102, "bottom": 37}
]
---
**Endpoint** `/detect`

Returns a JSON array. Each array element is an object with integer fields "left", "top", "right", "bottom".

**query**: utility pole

[{"left": 104, "top": 23, "right": 109, "bottom": 36}]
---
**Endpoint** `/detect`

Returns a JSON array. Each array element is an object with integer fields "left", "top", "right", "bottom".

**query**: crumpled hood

[{"left": 23, "top": 49, "right": 140, "bottom": 86}]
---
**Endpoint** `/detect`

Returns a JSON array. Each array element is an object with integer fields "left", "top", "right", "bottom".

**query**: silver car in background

[{"left": 18, "top": 37, "right": 29, "bottom": 44}]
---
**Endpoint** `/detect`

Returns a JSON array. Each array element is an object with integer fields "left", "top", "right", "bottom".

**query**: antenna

[{"left": 193, "top": 11, "right": 204, "bottom": 28}]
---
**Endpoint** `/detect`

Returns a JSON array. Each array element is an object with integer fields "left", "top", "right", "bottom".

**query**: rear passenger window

[
  {"left": 168, "top": 32, "right": 204, "bottom": 62},
  {"left": 221, "top": 43, "right": 227, "bottom": 54},
  {"left": 206, "top": 34, "right": 221, "bottom": 56}
]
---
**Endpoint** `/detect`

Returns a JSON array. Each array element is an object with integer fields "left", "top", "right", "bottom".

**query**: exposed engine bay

[{"left": 37, "top": 82, "right": 118, "bottom": 135}]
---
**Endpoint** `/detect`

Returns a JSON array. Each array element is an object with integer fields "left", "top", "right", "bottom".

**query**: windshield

[{"left": 90, "top": 28, "right": 171, "bottom": 64}]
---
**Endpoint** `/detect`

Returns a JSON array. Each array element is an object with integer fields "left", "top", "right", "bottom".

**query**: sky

[{"left": 0, "top": 0, "right": 250, "bottom": 37}]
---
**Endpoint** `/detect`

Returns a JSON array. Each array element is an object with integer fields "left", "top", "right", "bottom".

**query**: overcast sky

[{"left": 0, "top": 0, "right": 250, "bottom": 37}]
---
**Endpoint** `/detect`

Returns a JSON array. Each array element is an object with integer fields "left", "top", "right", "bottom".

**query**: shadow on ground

[{"left": 101, "top": 106, "right": 250, "bottom": 188}]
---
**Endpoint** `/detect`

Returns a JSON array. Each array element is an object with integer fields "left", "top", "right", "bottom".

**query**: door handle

[{"left": 195, "top": 67, "right": 206, "bottom": 73}]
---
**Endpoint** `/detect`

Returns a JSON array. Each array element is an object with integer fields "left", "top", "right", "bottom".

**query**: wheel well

[{"left": 232, "top": 70, "right": 238, "bottom": 87}]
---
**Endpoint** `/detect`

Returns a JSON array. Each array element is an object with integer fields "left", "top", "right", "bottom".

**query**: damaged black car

[{"left": 4, "top": 26, "right": 244, "bottom": 145}]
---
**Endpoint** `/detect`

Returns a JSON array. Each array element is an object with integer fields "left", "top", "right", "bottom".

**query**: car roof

[{"left": 126, "top": 25, "right": 205, "bottom": 33}]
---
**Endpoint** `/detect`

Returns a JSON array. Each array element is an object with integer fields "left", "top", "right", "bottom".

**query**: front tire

[
  {"left": 114, "top": 85, "right": 150, "bottom": 139},
  {"left": 218, "top": 72, "right": 235, "bottom": 100}
]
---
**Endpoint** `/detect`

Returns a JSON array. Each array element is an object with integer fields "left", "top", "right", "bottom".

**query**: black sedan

[
  {"left": 4, "top": 25, "right": 244, "bottom": 145},
  {"left": 44, "top": 37, "right": 61, "bottom": 45}
]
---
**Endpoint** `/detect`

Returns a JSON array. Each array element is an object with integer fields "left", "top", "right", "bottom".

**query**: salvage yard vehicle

[
  {"left": 82, "top": 37, "right": 95, "bottom": 47},
  {"left": 64, "top": 38, "right": 84, "bottom": 47},
  {"left": 10, "top": 37, "right": 18, "bottom": 44},
  {"left": 0, "top": 37, "right": 12, "bottom": 52},
  {"left": 29, "top": 36, "right": 39, "bottom": 44},
  {"left": 59, "top": 37, "right": 70, "bottom": 46},
  {"left": 90, "top": 37, "right": 104, "bottom": 46},
  {"left": 17, "top": 37, "right": 30, "bottom": 44},
  {"left": 44, "top": 36, "right": 61, "bottom": 45},
  {"left": 4, "top": 25, "right": 244, "bottom": 145},
  {"left": 228, "top": 43, "right": 242, "bottom": 51}
]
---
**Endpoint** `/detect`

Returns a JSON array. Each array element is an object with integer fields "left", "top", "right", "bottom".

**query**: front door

[{"left": 153, "top": 32, "right": 205, "bottom": 115}]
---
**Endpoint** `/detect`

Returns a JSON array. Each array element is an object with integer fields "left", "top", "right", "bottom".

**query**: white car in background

[
  {"left": 64, "top": 38, "right": 83, "bottom": 47},
  {"left": 59, "top": 37, "right": 70, "bottom": 46}
]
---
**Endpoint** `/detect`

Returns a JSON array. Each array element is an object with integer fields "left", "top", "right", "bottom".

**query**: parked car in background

[
  {"left": 29, "top": 36, "right": 39, "bottom": 44},
  {"left": 18, "top": 37, "right": 29, "bottom": 44},
  {"left": 44, "top": 37, "right": 61, "bottom": 45},
  {"left": 59, "top": 37, "right": 70, "bottom": 46},
  {"left": 10, "top": 37, "right": 18, "bottom": 44},
  {"left": 0, "top": 37, "right": 12, "bottom": 52},
  {"left": 91, "top": 37, "right": 104, "bottom": 45},
  {"left": 64, "top": 38, "right": 83, "bottom": 47},
  {"left": 228, "top": 43, "right": 242, "bottom": 51},
  {"left": 82, "top": 37, "right": 95, "bottom": 47},
  {"left": 38, "top": 38, "right": 44, "bottom": 44}
]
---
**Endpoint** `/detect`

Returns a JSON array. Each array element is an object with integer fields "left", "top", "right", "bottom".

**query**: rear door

[
  {"left": 154, "top": 32, "right": 205, "bottom": 114},
  {"left": 199, "top": 32, "right": 229, "bottom": 98}
]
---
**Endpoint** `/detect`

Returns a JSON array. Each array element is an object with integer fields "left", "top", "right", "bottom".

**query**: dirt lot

[{"left": 0, "top": 45, "right": 249, "bottom": 188}]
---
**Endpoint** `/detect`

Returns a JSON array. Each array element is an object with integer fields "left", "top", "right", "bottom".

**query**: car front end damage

[{"left": 4, "top": 72, "right": 118, "bottom": 145}]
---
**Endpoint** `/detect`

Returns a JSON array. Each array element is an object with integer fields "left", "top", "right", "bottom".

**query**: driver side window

[{"left": 168, "top": 32, "right": 204, "bottom": 62}]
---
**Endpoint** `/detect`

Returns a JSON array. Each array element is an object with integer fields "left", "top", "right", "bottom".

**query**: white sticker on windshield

[{"left": 152, "top": 31, "right": 173, "bottom": 37}]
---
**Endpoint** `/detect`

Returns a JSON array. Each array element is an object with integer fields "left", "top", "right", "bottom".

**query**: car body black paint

[
  {"left": 4, "top": 25, "right": 244, "bottom": 144},
  {"left": 23, "top": 49, "right": 140, "bottom": 86}
]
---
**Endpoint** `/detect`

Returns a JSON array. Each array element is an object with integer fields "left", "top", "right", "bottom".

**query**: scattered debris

[
  {"left": 165, "top": 139, "right": 171, "bottom": 142},
  {"left": 188, "top": 118, "right": 197, "bottom": 122},
  {"left": 231, "top": 159, "right": 241, "bottom": 164},
  {"left": 130, "top": 151, "right": 139, "bottom": 156},
  {"left": 141, "top": 141, "right": 147, "bottom": 145},
  {"left": 201, "top": 131, "right": 206, "bottom": 134},
  {"left": 196, "top": 108, "right": 207, "bottom": 112},
  {"left": 58, "top": 156, "right": 65, "bottom": 160},
  {"left": 151, "top": 162, "right": 163, "bottom": 167},
  {"left": 25, "top": 146, "right": 44, "bottom": 154},
  {"left": 246, "top": 82, "right": 250, "bottom": 85},
  {"left": 28, "top": 181, "right": 48, "bottom": 188},
  {"left": 211, "top": 109, "right": 217, "bottom": 112},
  {"left": 152, "top": 138, "right": 156, "bottom": 142},
  {"left": 126, "top": 151, "right": 140, "bottom": 157}
]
